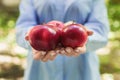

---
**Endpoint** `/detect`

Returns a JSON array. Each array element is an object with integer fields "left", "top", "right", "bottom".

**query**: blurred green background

[{"left": 0, "top": 0, "right": 120, "bottom": 80}]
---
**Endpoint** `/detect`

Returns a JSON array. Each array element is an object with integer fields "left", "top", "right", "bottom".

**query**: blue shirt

[{"left": 16, "top": 0, "right": 109, "bottom": 80}]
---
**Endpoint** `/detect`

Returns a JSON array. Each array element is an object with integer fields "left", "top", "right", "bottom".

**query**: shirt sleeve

[
  {"left": 84, "top": 0, "right": 110, "bottom": 52},
  {"left": 16, "top": 0, "right": 37, "bottom": 49}
]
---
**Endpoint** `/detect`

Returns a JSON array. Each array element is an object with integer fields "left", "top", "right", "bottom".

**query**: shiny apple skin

[
  {"left": 47, "top": 20, "right": 64, "bottom": 38},
  {"left": 29, "top": 25, "right": 59, "bottom": 51},
  {"left": 47, "top": 20, "right": 64, "bottom": 31},
  {"left": 61, "top": 24, "right": 88, "bottom": 48}
]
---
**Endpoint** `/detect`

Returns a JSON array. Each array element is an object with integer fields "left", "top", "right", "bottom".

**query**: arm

[
  {"left": 16, "top": 0, "right": 37, "bottom": 49},
  {"left": 84, "top": 0, "right": 110, "bottom": 52}
]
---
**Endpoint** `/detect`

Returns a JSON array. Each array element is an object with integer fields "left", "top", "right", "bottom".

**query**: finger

[
  {"left": 72, "top": 51, "right": 80, "bottom": 57},
  {"left": 41, "top": 51, "right": 56, "bottom": 62},
  {"left": 32, "top": 48, "right": 39, "bottom": 54},
  {"left": 25, "top": 27, "right": 34, "bottom": 40},
  {"left": 33, "top": 52, "right": 41, "bottom": 60},
  {"left": 33, "top": 51, "right": 46, "bottom": 60},
  {"left": 64, "top": 21, "right": 74, "bottom": 27},
  {"left": 65, "top": 47, "right": 73, "bottom": 56},
  {"left": 60, "top": 48, "right": 66, "bottom": 55},
  {"left": 74, "top": 45, "right": 86, "bottom": 54},
  {"left": 40, "top": 51, "right": 46, "bottom": 59},
  {"left": 55, "top": 48, "right": 60, "bottom": 54},
  {"left": 25, "top": 35, "right": 29, "bottom": 41},
  {"left": 87, "top": 30, "right": 93, "bottom": 36},
  {"left": 49, "top": 51, "right": 58, "bottom": 61},
  {"left": 25, "top": 32, "right": 30, "bottom": 41}
]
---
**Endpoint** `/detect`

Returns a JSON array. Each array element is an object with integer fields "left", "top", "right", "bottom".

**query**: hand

[
  {"left": 59, "top": 46, "right": 86, "bottom": 57},
  {"left": 25, "top": 27, "right": 59, "bottom": 62},
  {"left": 32, "top": 48, "right": 58, "bottom": 62}
]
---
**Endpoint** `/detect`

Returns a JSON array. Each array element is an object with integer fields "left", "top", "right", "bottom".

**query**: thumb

[
  {"left": 25, "top": 35, "right": 29, "bottom": 41},
  {"left": 25, "top": 27, "right": 34, "bottom": 40},
  {"left": 87, "top": 30, "right": 93, "bottom": 36}
]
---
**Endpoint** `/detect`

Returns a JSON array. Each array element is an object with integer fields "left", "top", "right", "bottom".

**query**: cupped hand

[
  {"left": 59, "top": 46, "right": 86, "bottom": 57},
  {"left": 25, "top": 27, "right": 59, "bottom": 62},
  {"left": 32, "top": 48, "right": 58, "bottom": 62}
]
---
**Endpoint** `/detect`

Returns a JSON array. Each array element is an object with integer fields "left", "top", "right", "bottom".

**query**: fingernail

[
  {"left": 65, "top": 47, "right": 72, "bottom": 53},
  {"left": 61, "top": 50, "right": 66, "bottom": 54},
  {"left": 41, "top": 51, "right": 46, "bottom": 55},
  {"left": 75, "top": 49, "right": 79, "bottom": 53},
  {"left": 55, "top": 48, "right": 60, "bottom": 53},
  {"left": 56, "top": 50, "right": 60, "bottom": 53},
  {"left": 75, "top": 47, "right": 81, "bottom": 53},
  {"left": 60, "top": 48, "right": 65, "bottom": 54},
  {"left": 51, "top": 52, "right": 56, "bottom": 56}
]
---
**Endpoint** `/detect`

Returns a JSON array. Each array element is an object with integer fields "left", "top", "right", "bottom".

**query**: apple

[
  {"left": 47, "top": 20, "right": 64, "bottom": 31},
  {"left": 61, "top": 23, "right": 88, "bottom": 48},
  {"left": 29, "top": 25, "right": 59, "bottom": 51}
]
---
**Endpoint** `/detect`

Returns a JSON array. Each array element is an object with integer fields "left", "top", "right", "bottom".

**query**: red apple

[
  {"left": 29, "top": 25, "right": 59, "bottom": 51},
  {"left": 61, "top": 23, "right": 88, "bottom": 48}
]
